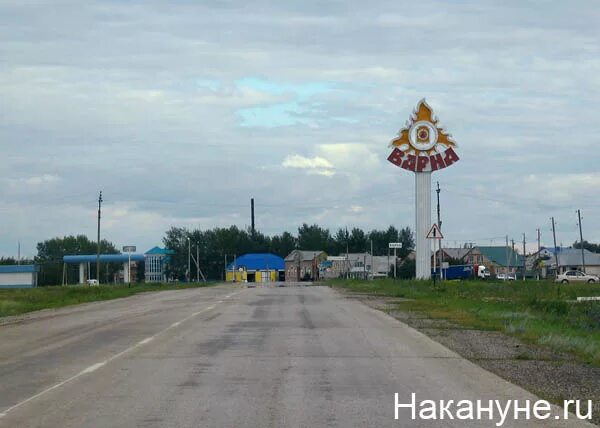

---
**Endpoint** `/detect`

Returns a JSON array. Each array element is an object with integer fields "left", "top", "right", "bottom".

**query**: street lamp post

[{"left": 187, "top": 237, "right": 191, "bottom": 283}]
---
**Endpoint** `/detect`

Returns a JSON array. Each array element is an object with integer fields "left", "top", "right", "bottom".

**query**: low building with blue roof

[
  {"left": 0, "top": 265, "right": 39, "bottom": 288},
  {"left": 226, "top": 253, "right": 285, "bottom": 282}
]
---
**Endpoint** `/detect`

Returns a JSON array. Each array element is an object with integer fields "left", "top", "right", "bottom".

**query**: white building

[{"left": 0, "top": 265, "right": 38, "bottom": 288}]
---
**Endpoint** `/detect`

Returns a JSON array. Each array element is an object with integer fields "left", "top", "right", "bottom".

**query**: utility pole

[
  {"left": 577, "top": 209, "right": 586, "bottom": 273},
  {"left": 436, "top": 181, "right": 443, "bottom": 280},
  {"left": 536, "top": 228, "right": 541, "bottom": 280},
  {"left": 505, "top": 235, "right": 509, "bottom": 277},
  {"left": 346, "top": 228, "right": 349, "bottom": 279},
  {"left": 96, "top": 191, "right": 102, "bottom": 284},
  {"left": 551, "top": 217, "right": 559, "bottom": 276},
  {"left": 370, "top": 239, "right": 373, "bottom": 281},
  {"left": 196, "top": 245, "right": 200, "bottom": 282},
  {"left": 187, "top": 237, "right": 191, "bottom": 282},
  {"left": 224, "top": 254, "right": 227, "bottom": 281},
  {"left": 522, "top": 233, "right": 526, "bottom": 281},
  {"left": 510, "top": 239, "right": 515, "bottom": 276},
  {"left": 17, "top": 241, "right": 21, "bottom": 265},
  {"left": 394, "top": 246, "right": 397, "bottom": 280}
]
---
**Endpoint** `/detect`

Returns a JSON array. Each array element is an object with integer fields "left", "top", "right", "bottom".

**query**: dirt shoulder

[{"left": 342, "top": 291, "right": 600, "bottom": 426}]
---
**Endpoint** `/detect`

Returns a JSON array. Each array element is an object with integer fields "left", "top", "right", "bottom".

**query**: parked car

[
  {"left": 555, "top": 270, "right": 599, "bottom": 284},
  {"left": 496, "top": 273, "right": 507, "bottom": 280},
  {"left": 86, "top": 279, "right": 99, "bottom": 286},
  {"left": 507, "top": 273, "right": 516, "bottom": 281}
]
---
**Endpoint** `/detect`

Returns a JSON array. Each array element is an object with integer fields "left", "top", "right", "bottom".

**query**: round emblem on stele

[{"left": 409, "top": 121, "right": 438, "bottom": 151}]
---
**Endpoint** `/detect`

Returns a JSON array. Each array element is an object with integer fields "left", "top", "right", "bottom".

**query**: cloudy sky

[{"left": 2, "top": 0, "right": 600, "bottom": 257}]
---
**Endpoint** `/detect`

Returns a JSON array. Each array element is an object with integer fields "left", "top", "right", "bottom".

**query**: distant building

[
  {"left": 0, "top": 265, "right": 38, "bottom": 288},
  {"left": 434, "top": 246, "right": 523, "bottom": 276},
  {"left": 144, "top": 247, "right": 174, "bottom": 282},
  {"left": 285, "top": 250, "right": 327, "bottom": 281},
  {"left": 541, "top": 248, "right": 600, "bottom": 276},
  {"left": 434, "top": 248, "right": 472, "bottom": 264},
  {"left": 320, "top": 253, "right": 394, "bottom": 279},
  {"left": 225, "top": 253, "right": 285, "bottom": 283}
]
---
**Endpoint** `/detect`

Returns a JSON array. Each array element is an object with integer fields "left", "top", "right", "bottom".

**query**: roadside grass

[
  {"left": 329, "top": 278, "right": 600, "bottom": 366},
  {"left": 0, "top": 282, "right": 217, "bottom": 318}
]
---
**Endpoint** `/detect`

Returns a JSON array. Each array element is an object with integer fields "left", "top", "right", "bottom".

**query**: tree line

[
  {"left": 30, "top": 224, "right": 414, "bottom": 284},
  {"left": 29, "top": 229, "right": 600, "bottom": 285},
  {"left": 162, "top": 224, "right": 415, "bottom": 281}
]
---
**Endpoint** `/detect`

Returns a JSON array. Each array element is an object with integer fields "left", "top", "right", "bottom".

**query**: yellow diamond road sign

[{"left": 426, "top": 224, "right": 443, "bottom": 240}]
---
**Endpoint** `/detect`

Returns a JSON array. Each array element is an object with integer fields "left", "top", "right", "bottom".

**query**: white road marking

[
  {"left": 0, "top": 289, "right": 243, "bottom": 418},
  {"left": 79, "top": 362, "right": 106, "bottom": 374},
  {"left": 137, "top": 337, "right": 153, "bottom": 345}
]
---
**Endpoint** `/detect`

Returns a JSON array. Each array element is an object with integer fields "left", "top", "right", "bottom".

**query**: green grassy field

[
  {"left": 0, "top": 282, "right": 216, "bottom": 318},
  {"left": 329, "top": 278, "right": 600, "bottom": 366}
]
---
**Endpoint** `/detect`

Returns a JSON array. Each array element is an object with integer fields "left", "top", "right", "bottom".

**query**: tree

[
  {"left": 333, "top": 228, "right": 349, "bottom": 255},
  {"left": 0, "top": 257, "right": 33, "bottom": 265},
  {"left": 347, "top": 228, "right": 367, "bottom": 253},
  {"left": 270, "top": 232, "right": 297, "bottom": 258},
  {"left": 573, "top": 240, "right": 600, "bottom": 253},
  {"left": 397, "top": 258, "right": 416, "bottom": 279},
  {"left": 397, "top": 226, "right": 415, "bottom": 259},
  {"left": 297, "top": 224, "right": 332, "bottom": 252}
]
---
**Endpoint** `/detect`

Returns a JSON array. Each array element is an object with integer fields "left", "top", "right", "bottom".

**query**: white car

[
  {"left": 86, "top": 279, "right": 99, "bottom": 286},
  {"left": 556, "top": 270, "right": 599, "bottom": 284}
]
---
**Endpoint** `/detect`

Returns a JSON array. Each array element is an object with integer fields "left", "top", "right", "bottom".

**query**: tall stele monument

[{"left": 387, "top": 99, "right": 459, "bottom": 279}]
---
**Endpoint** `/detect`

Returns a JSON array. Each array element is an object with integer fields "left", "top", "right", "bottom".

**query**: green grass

[
  {"left": 0, "top": 282, "right": 217, "bottom": 318},
  {"left": 329, "top": 278, "right": 600, "bottom": 366}
]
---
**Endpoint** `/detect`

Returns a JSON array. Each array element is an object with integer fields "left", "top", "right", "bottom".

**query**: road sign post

[
  {"left": 389, "top": 243, "right": 402, "bottom": 280},
  {"left": 122, "top": 246, "right": 136, "bottom": 287},
  {"left": 426, "top": 225, "right": 443, "bottom": 283}
]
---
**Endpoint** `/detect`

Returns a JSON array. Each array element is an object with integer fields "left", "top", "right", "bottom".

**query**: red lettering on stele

[{"left": 387, "top": 99, "right": 459, "bottom": 172}]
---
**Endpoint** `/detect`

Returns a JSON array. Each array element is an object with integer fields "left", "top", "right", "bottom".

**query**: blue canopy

[{"left": 63, "top": 254, "right": 145, "bottom": 264}]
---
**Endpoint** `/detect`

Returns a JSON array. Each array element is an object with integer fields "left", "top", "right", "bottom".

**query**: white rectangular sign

[
  {"left": 122, "top": 246, "right": 136, "bottom": 252},
  {"left": 327, "top": 256, "right": 347, "bottom": 261},
  {"left": 389, "top": 242, "right": 403, "bottom": 249}
]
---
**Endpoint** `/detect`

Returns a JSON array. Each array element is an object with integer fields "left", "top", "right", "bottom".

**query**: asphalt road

[{"left": 0, "top": 284, "right": 595, "bottom": 427}]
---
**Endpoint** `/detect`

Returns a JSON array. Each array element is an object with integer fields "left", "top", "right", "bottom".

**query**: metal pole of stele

[
  {"left": 123, "top": 246, "right": 136, "bottom": 287},
  {"left": 387, "top": 99, "right": 459, "bottom": 280}
]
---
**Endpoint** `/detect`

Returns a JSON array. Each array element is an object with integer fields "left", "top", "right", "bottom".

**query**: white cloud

[{"left": 282, "top": 154, "right": 335, "bottom": 176}]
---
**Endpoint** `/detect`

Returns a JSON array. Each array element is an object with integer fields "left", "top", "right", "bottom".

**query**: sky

[{"left": 1, "top": 0, "right": 600, "bottom": 258}]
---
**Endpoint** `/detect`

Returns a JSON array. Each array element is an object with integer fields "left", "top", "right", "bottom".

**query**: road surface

[{"left": 0, "top": 284, "right": 595, "bottom": 427}]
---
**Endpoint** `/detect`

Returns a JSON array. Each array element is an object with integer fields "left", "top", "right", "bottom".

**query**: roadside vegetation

[
  {"left": 0, "top": 282, "right": 216, "bottom": 319},
  {"left": 329, "top": 278, "right": 600, "bottom": 366}
]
